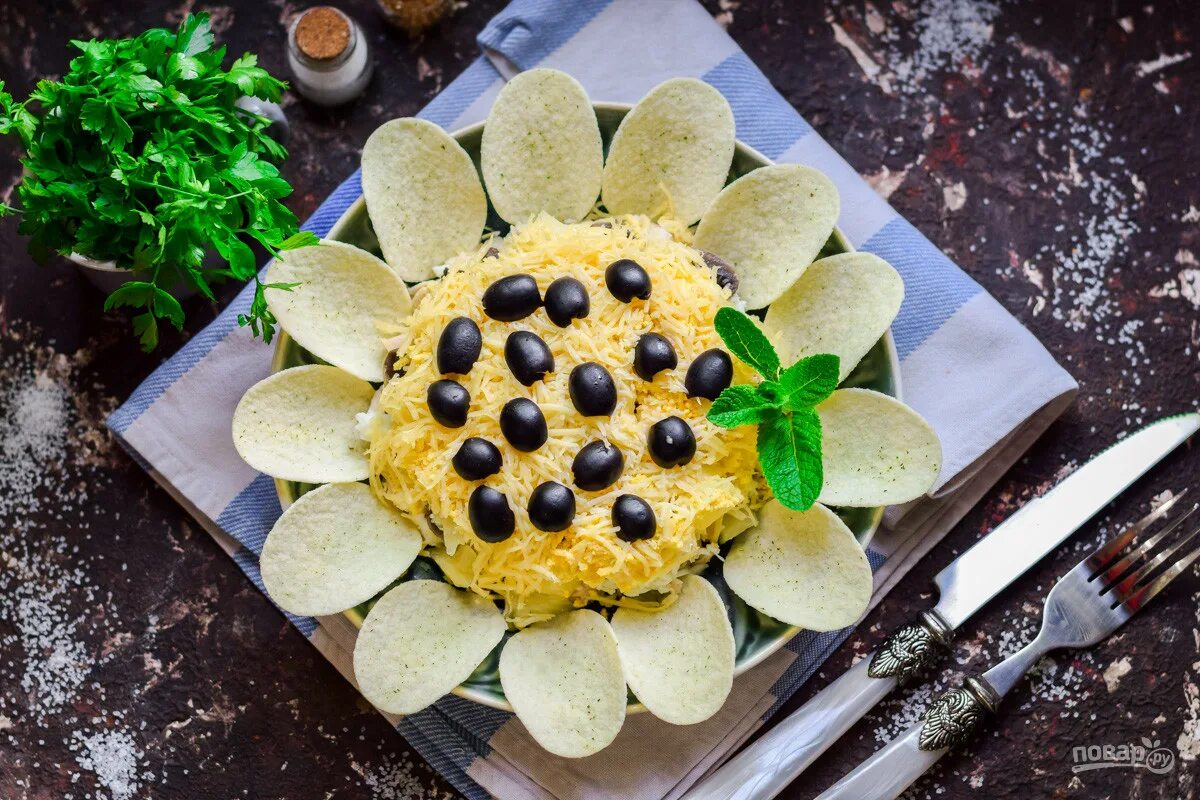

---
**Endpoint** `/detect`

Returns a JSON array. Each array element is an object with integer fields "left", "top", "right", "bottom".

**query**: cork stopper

[{"left": 294, "top": 7, "right": 351, "bottom": 61}]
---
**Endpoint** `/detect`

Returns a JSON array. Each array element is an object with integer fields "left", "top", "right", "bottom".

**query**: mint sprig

[{"left": 707, "top": 307, "right": 839, "bottom": 511}]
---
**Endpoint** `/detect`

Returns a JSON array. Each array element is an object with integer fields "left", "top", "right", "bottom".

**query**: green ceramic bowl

[{"left": 272, "top": 103, "right": 901, "bottom": 712}]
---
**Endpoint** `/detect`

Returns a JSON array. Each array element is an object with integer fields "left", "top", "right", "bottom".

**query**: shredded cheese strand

[{"left": 370, "top": 214, "right": 764, "bottom": 627}]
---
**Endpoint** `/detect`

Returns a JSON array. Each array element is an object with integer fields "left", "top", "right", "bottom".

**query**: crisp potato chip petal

[
  {"left": 601, "top": 77, "right": 735, "bottom": 225},
  {"left": 232, "top": 365, "right": 374, "bottom": 483},
  {"left": 500, "top": 610, "right": 626, "bottom": 758},
  {"left": 481, "top": 69, "right": 602, "bottom": 224},
  {"left": 265, "top": 241, "right": 412, "bottom": 382},
  {"left": 817, "top": 388, "right": 942, "bottom": 507},
  {"left": 354, "top": 580, "right": 505, "bottom": 714},
  {"left": 724, "top": 501, "right": 871, "bottom": 631},
  {"left": 611, "top": 575, "right": 734, "bottom": 725},
  {"left": 362, "top": 118, "right": 487, "bottom": 281},
  {"left": 694, "top": 164, "right": 839, "bottom": 309},
  {"left": 260, "top": 482, "right": 421, "bottom": 616},
  {"left": 763, "top": 252, "right": 903, "bottom": 380}
]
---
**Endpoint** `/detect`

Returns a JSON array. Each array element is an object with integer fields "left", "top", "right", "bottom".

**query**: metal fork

[{"left": 817, "top": 492, "right": 1200, "bottom": 800}]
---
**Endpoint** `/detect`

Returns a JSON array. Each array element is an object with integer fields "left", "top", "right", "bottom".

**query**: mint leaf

[
  {"left": 714, "top": 307, "right": 780, "bottom": 380},
  {"left": 757, "top": 410, "right": 823, "bottom": 511},
  {"left": 778, "top": 354, "right": 840, "bottom": 410},
  {"left": 708, "top": 385, "right": 780, "bottom": 429}
]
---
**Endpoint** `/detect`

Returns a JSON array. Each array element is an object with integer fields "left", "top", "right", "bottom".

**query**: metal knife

[{"left": 685, "top": 413, "right": 1200, "bottom": 800}]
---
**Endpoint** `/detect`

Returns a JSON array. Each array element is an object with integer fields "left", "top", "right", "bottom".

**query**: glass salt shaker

[{"left": 287, "top": 6, "right": 373, "bottom": 106}]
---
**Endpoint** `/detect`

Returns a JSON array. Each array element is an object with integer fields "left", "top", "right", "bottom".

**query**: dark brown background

[{"left": 1, "top": 1, "right": 1197, "bottom": 798}]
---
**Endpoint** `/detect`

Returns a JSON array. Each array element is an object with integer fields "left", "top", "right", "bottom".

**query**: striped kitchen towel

[{"left": 107, "top": 1, "right": 1077, "bottom": 798}]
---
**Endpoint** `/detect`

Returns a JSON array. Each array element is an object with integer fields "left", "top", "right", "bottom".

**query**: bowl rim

[{"left": 270, "top": 101, "right": 903, "bottom": 712}]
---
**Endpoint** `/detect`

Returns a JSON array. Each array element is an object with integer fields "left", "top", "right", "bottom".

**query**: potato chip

[
  {"left": 260, "top": 482, "right": 421, "bottom": 616},
  {"left": 817, "top": 388, "right": 942, "bottom": 507},
  {"left": 362, "top": 118, "right": 487, "bottom": 281},
  {"left": 693, "top": 165, "right": 839, "bottom": 309},
  {"left": 265, "top": 241, "right": 411, "bottom": 382},
  {"left": 232, "top": 365, "right": 374, "bottom": 483},
  {"left": 724, "top": 500, "right": 871, "bottom": 630},
  {"left": 763, "top": 252, "right": 903, "bottom": 380},
  {"left": 601, "top": 77, "right": 735, "bottom": 226},
  {"left": 499, "top": 610, "right": 626, "bottom": 757},
  {"left": 611, "top": 575, "right": 734, "bottom": 725},
  {"left": 481, "top": 68, "right": 603, "bottom": 224},
  {"left": 354, "top": 580, "right": 505, "bottom": 714}
]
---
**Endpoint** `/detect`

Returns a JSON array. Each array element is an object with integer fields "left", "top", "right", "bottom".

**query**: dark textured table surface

[{"left": 1, "top": 1, "right": 1198, "bottom": 798}]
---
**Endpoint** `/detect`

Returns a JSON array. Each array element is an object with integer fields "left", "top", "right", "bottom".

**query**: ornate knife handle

[
  {"left": 816, "top": 675, "right": 1009, "bottom": 799},
  {"left": 867, "top": 610, "right": 955, "bottom": 684},
  {"left": 684, "top": 611, "right": 954, "bottom": 800}
]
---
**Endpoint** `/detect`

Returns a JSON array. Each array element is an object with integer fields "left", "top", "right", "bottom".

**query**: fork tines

[{"left": 1086, "top": 490, "right": 1200, "bottom": 612}]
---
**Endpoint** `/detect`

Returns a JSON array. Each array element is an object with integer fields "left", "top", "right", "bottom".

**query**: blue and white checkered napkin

[{"left": 108, "top": 1, "right": 1077, "bottom": 797}]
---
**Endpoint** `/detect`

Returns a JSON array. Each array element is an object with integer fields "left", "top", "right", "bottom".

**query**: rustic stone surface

[{"left": 0, "top": 1, "right": 1196, "bottom": 798}]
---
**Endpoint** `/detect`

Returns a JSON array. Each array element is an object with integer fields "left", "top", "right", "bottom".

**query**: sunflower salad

[{"left": 231, "top": 69, "right": 942, "bottom": 757}]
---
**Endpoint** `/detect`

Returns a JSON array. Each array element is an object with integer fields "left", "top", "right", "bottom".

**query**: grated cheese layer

[{"left": 370, "top": 214, "right": 764, "bottom": 627}]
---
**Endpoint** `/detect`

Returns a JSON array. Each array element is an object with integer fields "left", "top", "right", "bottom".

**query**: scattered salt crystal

[
  {"left": 352, "top": 753, "right": 458, "bottom": 800},
  {"left": 72, "top": 727, "right": 146, "bottom": 800}
]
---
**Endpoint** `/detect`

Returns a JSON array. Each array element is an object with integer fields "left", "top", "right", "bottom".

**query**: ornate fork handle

[
  {"left": 818, "top": 628, "right": 1053, "bottom": 799},
  {"left": 915, "top": 676, "right": 1002, "bottom": 750},
  {"left": 820, "top": 609, "right": 1065, "bottom": 796},
  {"left": 684, "top": 610, "right": 954, "bottom": 800}
]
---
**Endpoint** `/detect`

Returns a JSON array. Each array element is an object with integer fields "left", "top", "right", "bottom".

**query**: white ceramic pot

[
  {"left": 67, "top": 252, "right": 201, "bottom": 299},
  {"left": 67, "top": 252, "right": 134, "bottom": 294}
]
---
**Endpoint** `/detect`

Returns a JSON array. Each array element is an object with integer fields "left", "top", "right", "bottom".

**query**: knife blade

[
  {"left": 684, "top": 413, "right": 1200, "bottom": 800},
  {"left": 933, "top": 412, "right": 1200, "bottom": 628}
]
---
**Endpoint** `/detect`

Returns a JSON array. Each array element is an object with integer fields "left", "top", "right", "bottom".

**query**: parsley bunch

[
  {"left": 707, "top": 307, "right": 840, "bottom": 511},
  {"left": 0, "top": 14, "right": 315, "bottom": 350}
]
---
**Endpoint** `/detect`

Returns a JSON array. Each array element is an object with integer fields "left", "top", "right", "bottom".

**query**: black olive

[
  {"left": 426, "top": 379, "right": 470, "bottom": 428},
  {"left": 483, "top": 274, "right": 541, "bottom": 321},
  {"left": 468, "top": 486, "right": 515, "bottom": 542},
  {"left": 572, "top": 440, "right": 625, "bottom": 491},
  {"left": 437, "top": 317, "right": 482, "bottom": 375},
  {"left": 527, "top": 481, "right": 576, "bottom": 532},
  {"left": 648, "top": 416, "right": 696, "bottom": 468},
  {"left": 700, "top": 251, "right": 739, "bottom": 293},
  {"left": 604, "top": 259, "right": 652, "bottom": 302},
  {"left": 633, "top": 333, "right": 678, "bottom": 381},
  {"left": 452, "top": 437, "right": 502, "bottom": 481},
  {"left": 612, "top": 494, "right": 656, "bottom": 541},
  {"left": 484, "top": 246, "right": 499, "bottom": 259},
  {"left": 544, "top": 277, "right": 590, "bottom": 327},
  {"left": 504, "top": 331, "right": 554, "bottom": 386},
  {"left": 383, "top": 350, "right": 404, "bottom": 379},
  {"left": 568, "top": 362, "right": 617, "bottom": 417},
  {"left": 500, "top": 398, "right": 548, "bottom": 452},
  {"left": 685, "top": 349, "right": 733, "bottom": 400}
]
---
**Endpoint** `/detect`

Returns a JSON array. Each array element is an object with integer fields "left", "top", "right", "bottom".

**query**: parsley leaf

[
  {"left": 0, "top": 13, "right": 301, "bottom": 351},
  {"left": 280, "top": 231, "right": 319, "bottom": 250},
  {"left": 757, "top": 410, "right": 823, "bottom": 511},
  {"left": 714, "top": 306, "right": 780, "bottom": 380}
]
